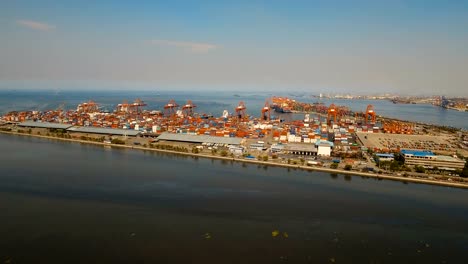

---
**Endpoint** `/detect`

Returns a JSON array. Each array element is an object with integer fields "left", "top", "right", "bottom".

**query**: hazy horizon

[{"left": 1, "top": 1, "right": 467, "bottom": 96}]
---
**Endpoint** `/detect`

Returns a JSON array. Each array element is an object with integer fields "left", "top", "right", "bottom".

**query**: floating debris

[{"left": 204, "top": 233, "right": 211, "bottom": 239}]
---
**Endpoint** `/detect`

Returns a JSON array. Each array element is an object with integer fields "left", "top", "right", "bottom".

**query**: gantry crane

[
  {"left": 365, "top": 104, "right": 376, "bottom": 124},
  {"left": 182, "top": 100, "right": 196, "bottom": 117},
  {"left": 164, "top": 99, "right": 179, "bottom": 117},
  {"left": 261, "top": 100, "right": 271, "bottom": 121},
  {"left": 235, "top": 101, "right": 247, "bottom": 122},
  {"left": 327, "top": 104, "right": 338, "bottom": 125}
]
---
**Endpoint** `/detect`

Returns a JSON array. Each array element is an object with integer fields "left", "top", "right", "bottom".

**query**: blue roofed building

[{"left": 400, "top": 149, "right": 465, "bottom": 170}]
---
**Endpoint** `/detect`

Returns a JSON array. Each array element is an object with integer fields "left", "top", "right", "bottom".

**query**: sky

[{"left": 1, "top": 0, "right": 467, "bottom": 96}]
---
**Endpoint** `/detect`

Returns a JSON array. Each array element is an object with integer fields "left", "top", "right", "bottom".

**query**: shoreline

[{"left": 1, "top": 130, "right": 467, "bottom": 189}]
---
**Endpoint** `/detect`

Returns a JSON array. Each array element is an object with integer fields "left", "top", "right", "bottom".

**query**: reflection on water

[{"left": 0, "top": 134, "right": 468, "bottom": 263}]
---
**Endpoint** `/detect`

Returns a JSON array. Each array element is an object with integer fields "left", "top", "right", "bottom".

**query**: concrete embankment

[{"left": 1, "top": 130, "right": 467, "bottom": 189}]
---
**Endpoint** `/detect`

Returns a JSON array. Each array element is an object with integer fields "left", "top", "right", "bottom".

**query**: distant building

[{"left": 401, "top": 149, "right": 466, "bottom": 170}]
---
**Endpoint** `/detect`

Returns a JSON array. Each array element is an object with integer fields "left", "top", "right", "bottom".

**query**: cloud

[
  {"left": 17, "top": 20, "right": 56, "bottom": 31},
  {"left": 150, "top": 39, "right": 217, "bottom": 53}
]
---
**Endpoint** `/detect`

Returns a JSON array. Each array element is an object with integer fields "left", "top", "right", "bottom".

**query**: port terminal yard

[{"left": 1, "top": 96, "right": 467, "bottom": 184}]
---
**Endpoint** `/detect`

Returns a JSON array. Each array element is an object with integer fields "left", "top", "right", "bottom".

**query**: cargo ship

[
  {"left": 270, "top": 97, "right": 293, "bottom": 113},
  {"left": 271, "top": 104, "right": 292, "bottom": 113}
]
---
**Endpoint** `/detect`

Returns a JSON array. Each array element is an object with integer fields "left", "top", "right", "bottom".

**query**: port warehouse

[
  {"left": 17, "top": 121, "right": 243, "bottom": 146},
  {"left": 155, "top": 132, "right": 243, "bottom": 146},
  {"left": 401, "top": 150, "right": 466, "bottom": 170},
  {"left": 274, "top": 141, "right": 334, "bottom": 156},
  {"left": 18, "top": 121, "right": 141, "bottom": 136}
]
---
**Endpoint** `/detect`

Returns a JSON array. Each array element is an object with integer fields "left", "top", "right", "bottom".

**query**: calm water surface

[{"left": 0, "top": 134, "right": 467, "bottom": 263}]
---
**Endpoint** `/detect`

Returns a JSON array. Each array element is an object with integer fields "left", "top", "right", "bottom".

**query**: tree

[
  {"left": 394, "top": 153, "right": 405, "bottom": 165},
  {"left": 330, "top": 163, "right": 338, "bottom": 169},
  {"left": 220, "top": 150, "right": 228, "bottom": 157},
  {"left": 460, "top": 159, "right": 468, "bottom": 178},
  {"left": 344, "top": 164, "right": 352, "bottom": 171},
  {"left": 414, "top": 165, "right": 425, "bottom": 173},
  {"left": 262, "top": 155, "right": 268, "bottom": 161},
  {"left": 111, "top": 138, "right": 125, "bottom": 145},
  {"left": 390, "top": 161, "right": 401, "bottom": 172}
]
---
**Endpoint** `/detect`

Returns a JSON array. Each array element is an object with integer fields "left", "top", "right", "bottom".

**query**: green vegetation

[
  {"left": 191, "top": 147, "right": 200, "bottom": 154},
  {"left": 299, "top": 158, "right": 305, "bottom": 165},
  {"left": 0, "top": 127, "right": 12, "bottom": 132},
  {"left": 344, "top": 164, "right": 352, "bottom": 171},
  {"left": 414, "top": 165, "right": 426, "bottom": 173},
  {"left": 262, "top": 155, "right": 268, "bottom": 162},
  {"left": 330, "top": 163, "right": 338, "bottom": 169},
  {"left": 153, "top": 144, "right": 189, "bottom": 153},
  {"left": 376, "top": 154, "right": 411, "bottom": 172},
  {"left": 271, "top": 154, "right": 278, "bottom": 159},
  {"left": 458, "top": 160, "right": 468, "bottom": 178},
  {"left": 111, "top": 138, "right": 125, "bottom": 145},
  {"left": 220, "top": 150, "right": 228, "bottom": 157}
]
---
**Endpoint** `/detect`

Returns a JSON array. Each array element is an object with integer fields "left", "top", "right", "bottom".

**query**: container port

[{"left": 1, "top": 96, "right": 467, "bottom": 178}]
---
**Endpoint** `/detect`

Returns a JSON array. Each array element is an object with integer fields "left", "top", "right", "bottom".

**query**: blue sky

[{"left": 1, "top": 0, "right": 467, "bottom": 95}]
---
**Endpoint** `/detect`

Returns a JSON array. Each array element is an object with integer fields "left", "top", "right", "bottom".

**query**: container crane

[
  {"left": 327, "top": 104, "right": 338, "bottom": 125},
  {"left": 182, "top": 100, "right": 196, "bottom": 117},
  {"left": 235, "top": 101, "right": 247, "bottom": 122},
  {"left": 116, "top": 100, "right": 130, "bottom": 113},
  {"left": 261, "top": 100, "right": 271, "bottom": 121},
  {"left": 131, "top": 98, "right": 147, "bottom": 114},
  {"left": 365, "top": 104, "right": 376, "bottom": 124},
  {"left": 77, "top": 100, "right": 99, "bottom": 113},
  {"left": 164, "top": 99, "right": 179, "bottom": 117}
]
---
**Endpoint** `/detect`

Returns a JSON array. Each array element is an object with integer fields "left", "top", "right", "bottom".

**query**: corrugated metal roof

[
  {"left": 376, "top": 153, "right": 394, "bottom": 158},
  {"left": 435, "top": 155, "right": 465, "bottom": 162},
  {"left": 67, "top": 126, "right": 141, "bottom": 136},
  {"left": 157, "top": 132, "right": 242, "bottom": 145},
  {"left": 18, "top": 121, "right": 73, "bottom": 129},
  {"left": 286, "top": 143, "right": 317, "bottom": 152},
  {"left": 401, "top": 149, "right": 435, "bottom": 157}
]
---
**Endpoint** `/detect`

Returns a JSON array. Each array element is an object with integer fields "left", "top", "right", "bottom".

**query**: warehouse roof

[
  {"left": 157, "top": 132, "right": 242, "bottom": 145},
  {"left": 401, "top": 149, "right": 435, "bottom": 157},
  {"left": 67, "top": 126, "right": 141, "bottom": 136},
  {"left": 18, "top": 121, "right": 73, "bottom": 129},
  {"left": 286, "top": 143, "right": 317, "bottom": 152},
  {"left": 375, "top": 153, "right": 394, "bottom": 158},
  {"left": 435, "top": 155, "right": 465, "bottom": 162}
]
